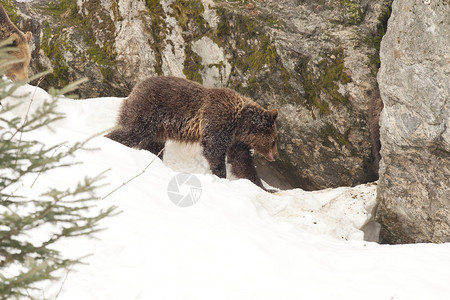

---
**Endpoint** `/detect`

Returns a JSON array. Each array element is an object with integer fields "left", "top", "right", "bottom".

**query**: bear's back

[
  {"left": 130, "top": 77, "right": 262, "bottom": 125},
  {"left": 121, "top": 77, "right": 209, "bottom": 132},
  {"left": 133, "top": 76, "right": 206, "bottom": 108},
  {"left": 205, "top": 87, "right": 255, "bottom": 116}
]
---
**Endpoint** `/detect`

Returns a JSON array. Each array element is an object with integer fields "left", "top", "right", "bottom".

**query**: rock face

[
  {"left": 376, "top": 0, "right": 450, "bottom": 243},
  {"left": 12, "top": 0, "right": 392, "bottom": 190}
]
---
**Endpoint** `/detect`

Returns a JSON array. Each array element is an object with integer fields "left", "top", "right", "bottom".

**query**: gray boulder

[{"left": 376, "top": 0, "right": 450, "bottom": 243}]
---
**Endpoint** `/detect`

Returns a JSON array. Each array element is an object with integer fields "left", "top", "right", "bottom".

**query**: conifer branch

[{"left": 0, "top": 59, "right": 115, "bottom": 297}]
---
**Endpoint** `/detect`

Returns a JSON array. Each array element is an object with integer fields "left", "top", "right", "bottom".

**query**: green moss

[
  {"left": 208, "top": 60, "right": 227, "bottom": 83},
  {"left": 111, "top": 0, "right": 122, "bottom": 21},
  {"left": 318, "top": 49, "right": 352, "bottom": 104},
  {"left": 248, "top": 76, "right": 258, "bottom": 89},
  {"left": 171, "top": 0, "right": 206, "bottom": 31},
  {"left": 329, "top": 0, "right": 364, "bottom": 26},
  {"left": 235, "top": 14, "right": 256, "bottom": 38},
  {"left": 208, "top": 3, "right": 298, "bottom": 104},
  {"left": 183, "top": 45, "right": 204, "bottom": 83},
  {"left": 86, "top": 45, "right": 114, "bottom": 79},
  {"left": 298, "top": 56, "right": 331, "bottom": 115},
  {"left": 215, "top": 11, "right": 231, "bottom": 39},
  {"left": 214, "top": 2, "right": 352, "bottom": 112},
  {"left": 157, "top": 1, "right": 291, "bottom": 101},
  {"left": 247, "top": 35, "right": 277, "bottom": 74},
  {"left": 145, "top": 0, "right": 166, "bottom": 74},
  {"left": 78, "top": 2, "right": 116, "bottom": 79},
  {"left": 215, "top": 7, "right": 278, "bottom": 78},
  {"left": 296, "top": 48, "right": 351, "bottom": 115},
  {"left": 44, "top": 0, "right": 78, "bottom": 17},
  {"left": 0, "top": 0, "right": 19, "bottom": 24},
  {"left": 40, "top": 23, "right": 70, "bottom": 88},
  {"left": 341, "top": 0, "right": 364, "bottom": 25},
  {"left": 321, "top": 123, "right": 350, "bottom": 148},
  {"left": 38, "top": 0, "right": 117, "bottom": 90},
  {"left": 155, "top": 0, "right": 209, "bottom": 82},
  {"left": 365, "top": 1, "right": 392, "bottom": 71}
]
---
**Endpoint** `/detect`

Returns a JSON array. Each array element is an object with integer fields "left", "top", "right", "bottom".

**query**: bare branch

[{"left": 102, "top": 147, "right": 166, "bottom": 200}]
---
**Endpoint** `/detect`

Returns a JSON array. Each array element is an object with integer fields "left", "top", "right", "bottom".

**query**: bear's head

[
  {"left": 237, "top": 105, "right": 279, "bottom": 162},
  {"left": 5, "top": 32, "right": 32, "bottom": 81}
]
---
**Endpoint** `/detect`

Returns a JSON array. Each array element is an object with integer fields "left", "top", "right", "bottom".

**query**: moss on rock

[
  {"left": 183, "top": 44, "right": 204, "bottom": 83},
  {"left": 145, "top": 0, "right": 167, "bottom": 75},
  {"left": 296, "top": 48, "right": 352, "bottom": 116},
  {"left": 340, "top": 0, "right": 364, "bottom": 25},
  {"left": 321, "top": 123, "right": 350, "bottom": 148},
  {"left": 213, "top": 4, "right": 288, "bottom": 97},
  {"left": 171, "top": 0, "right": 206, "bottom": 31},
  {"left": 38, "top": 0, "right": 117, "bottom": 91},
  {"left": 163, "top": 0, "right": 208, "bottom": 82},
  {"left": 318, "top": 49, "right": 352, "bottom": 104},
  {"left": 365, "top": 1, "right": 392, "bottom": 72},
  {"left": 40, "top": 22, "right": 71, "bottom": 88},
  {"left": 0, "top": 0, "right": 19, "bottom": 24}
]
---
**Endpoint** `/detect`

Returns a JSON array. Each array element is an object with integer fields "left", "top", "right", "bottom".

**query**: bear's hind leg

[
  {"left": 138, "top": 139, "right": 166, "bottom": 159},
  {"left": 105, "top": 128, "right": 142, "bottom": 148},
  {"left": 227, "top": 141, "right": 267, "bottom": 191}
]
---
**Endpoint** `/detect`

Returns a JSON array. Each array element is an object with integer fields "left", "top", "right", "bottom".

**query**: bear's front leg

[
  {"left": 201, "top": 130, "right": 231, "bottom": 179},
  {"left": 226, "top": 141, "right": 266, "bottom": 190},
  {"left": 202, "top": 144, "right": 227, "bottom": 178}
]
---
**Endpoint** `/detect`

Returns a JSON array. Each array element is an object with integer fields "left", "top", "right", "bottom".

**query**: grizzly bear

[
  {"left": 0, "top": 3, "right": 32, "bottom": 81},
  {"left": 106, "top": 76, "right": 279, "bottom": 191}
]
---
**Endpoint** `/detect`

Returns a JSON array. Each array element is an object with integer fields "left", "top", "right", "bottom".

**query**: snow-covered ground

[{"left": 3, "top": 84, "right": 450, "bottom": 299}]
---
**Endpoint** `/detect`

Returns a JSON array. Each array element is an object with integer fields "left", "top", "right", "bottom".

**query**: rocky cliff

[
  {"left": 10, "top": 0, "right": 392, "bottom": 190},
  {"left": 376, "top": 0, "right": 450, "bottom": 243}
]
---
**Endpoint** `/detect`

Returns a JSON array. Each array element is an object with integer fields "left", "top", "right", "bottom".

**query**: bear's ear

[
  {"left": 25, "top": 31, "right": 32, "bottom": 43},
  {"left": 264, "top": 108, "right": 278, "bottom": 125},
  {"left": 267, "top": 108, "right": 278, "bottom": 121},
  {"left": 7, "top": 33, "right": 20, "bottom": 47}
]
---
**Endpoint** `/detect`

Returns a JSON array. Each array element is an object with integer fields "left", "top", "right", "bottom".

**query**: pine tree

[{"left": 0, "top": 43, "right": 116, "bottom": 298}]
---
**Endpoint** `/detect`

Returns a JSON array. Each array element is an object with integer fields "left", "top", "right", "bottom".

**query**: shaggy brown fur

[
  {"left": 0, "top": 4, "right": 32, "bottom": 81},
  {"left": 106, "top": 76, "right": 279, "bottom": 191}
]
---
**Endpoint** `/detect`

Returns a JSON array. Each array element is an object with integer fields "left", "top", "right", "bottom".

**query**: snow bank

[{"left": 2, "top": 84, "right": 450, "bottom": 299}]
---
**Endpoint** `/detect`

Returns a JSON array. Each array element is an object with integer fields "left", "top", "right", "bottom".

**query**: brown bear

[
  {"left": 0, "top": 3, "right": 32, "bottom": 81},
  {"left": 106, "top": 76, "right": 279, "bottom": 191}
]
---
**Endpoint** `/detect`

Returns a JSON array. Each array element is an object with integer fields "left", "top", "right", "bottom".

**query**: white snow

[{"left": 2, "top": 83, "right": 450, "bottom": 299}]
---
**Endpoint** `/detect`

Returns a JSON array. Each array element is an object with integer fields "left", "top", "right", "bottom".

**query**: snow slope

[{"left": 2, "top": 84, "right": 450, "bottom": 299}]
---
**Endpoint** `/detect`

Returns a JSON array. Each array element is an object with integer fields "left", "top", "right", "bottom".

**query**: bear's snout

[{"left": 266, "top": 148, "right": 279, "bottom": 162}]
